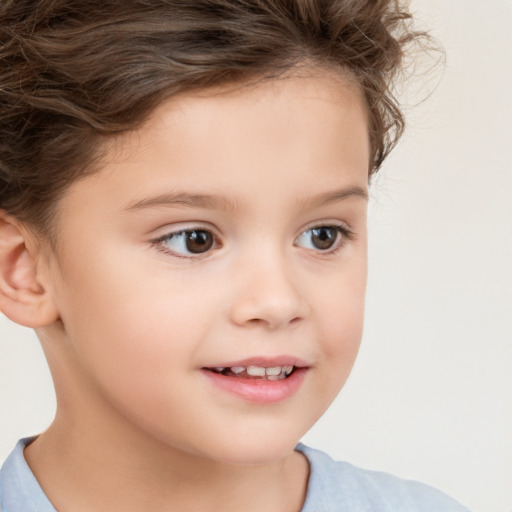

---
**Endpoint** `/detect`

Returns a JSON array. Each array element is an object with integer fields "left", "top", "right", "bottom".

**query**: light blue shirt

[{"left": 0, "top": 437, "right": 471, "bottom": 511}]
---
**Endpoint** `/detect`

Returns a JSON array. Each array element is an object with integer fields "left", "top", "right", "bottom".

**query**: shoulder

[{"left": 296, "top": 444, "right": 471, "bottom": 512}]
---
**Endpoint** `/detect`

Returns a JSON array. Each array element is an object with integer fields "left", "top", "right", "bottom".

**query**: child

[{"left": 0, "top": 1, "right": 471, "bottom": 511}]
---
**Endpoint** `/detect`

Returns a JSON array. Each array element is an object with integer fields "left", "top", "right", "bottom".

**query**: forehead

[{"left": 55, "top": 70, "right": 369, "bottom": 226}]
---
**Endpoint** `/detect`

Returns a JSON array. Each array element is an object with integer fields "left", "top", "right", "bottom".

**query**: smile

[
  {"left": 206, "top": 365, "right": 295, "bottom": 381},
  {"left": 201, "top": 358, "right": 309, "bottom": 404}
]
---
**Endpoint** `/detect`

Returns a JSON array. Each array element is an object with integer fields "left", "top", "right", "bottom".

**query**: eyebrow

[
  {"left": 298, "top": 185, "right": 368, "bottom": 209},
  {"left": 123, "top": 185, "right": 368, "bottom": 213},
  {"left": 123, "top": 192, "right": 238, "bottom": 212}
]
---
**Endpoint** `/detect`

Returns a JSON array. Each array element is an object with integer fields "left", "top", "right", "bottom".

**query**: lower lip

[{"left": 201, "top": 368, "right": 308, "bottom": 404}]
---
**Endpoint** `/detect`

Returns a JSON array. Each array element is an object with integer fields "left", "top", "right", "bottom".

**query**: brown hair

[{"left": 0, "top": 0, "right": 427, "bottom": 236}]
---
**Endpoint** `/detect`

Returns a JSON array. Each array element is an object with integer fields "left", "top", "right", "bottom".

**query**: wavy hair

[{"left": 0, "top": 0, "right": 429, "bottom": 234}]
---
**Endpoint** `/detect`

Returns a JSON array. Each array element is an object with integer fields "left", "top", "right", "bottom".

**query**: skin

[{"left": 12, "top": 69, "right": 370, "bottom": 511}]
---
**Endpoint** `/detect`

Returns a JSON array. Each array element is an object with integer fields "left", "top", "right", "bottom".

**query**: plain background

[{"left": 1, "top": 1, "right": 511, "bottom": 511}]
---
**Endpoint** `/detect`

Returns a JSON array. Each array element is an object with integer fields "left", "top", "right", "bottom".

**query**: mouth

[
  {"left": 200, "top": 358, "right": 309, "bottom": 403},
  {"left": 203, "top": 365, "right": 297, "bottom": 381}
]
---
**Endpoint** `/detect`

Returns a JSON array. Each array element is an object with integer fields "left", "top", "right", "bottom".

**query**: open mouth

[
  {"left": 201, "top": 361, "right": 308, "bottom": 403},
  {"left": 204, "top": 365, "right": 297, "bottom": 381}
]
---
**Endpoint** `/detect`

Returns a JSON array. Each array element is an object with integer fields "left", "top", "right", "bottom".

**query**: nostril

[{"left": 245, "top": 315, "right": 302, "bottom": 330}]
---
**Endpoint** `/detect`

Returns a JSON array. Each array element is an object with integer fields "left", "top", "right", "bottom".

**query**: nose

[{"left": 229, "top": 250, "right": 309, "bottom": 330}]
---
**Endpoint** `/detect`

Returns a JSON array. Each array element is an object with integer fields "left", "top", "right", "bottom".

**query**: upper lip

[{"left": 202, "top": 356, "right": 310, "bottom": 369}]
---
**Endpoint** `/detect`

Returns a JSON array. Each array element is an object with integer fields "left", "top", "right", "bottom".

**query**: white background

[{"left": 1, "top": 1, "right": 511, "bottom": 511}]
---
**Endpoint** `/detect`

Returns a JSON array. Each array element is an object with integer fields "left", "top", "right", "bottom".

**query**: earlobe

[{"left": 0, "top": 212, "right": 59, "bottom": 327}]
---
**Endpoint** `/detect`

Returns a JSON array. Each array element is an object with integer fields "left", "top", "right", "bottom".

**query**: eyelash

[
  {"left": 151, "top": 223, "right": 354, "bottom": 259},
  {"left": 152, "top": 227, "right": 221, "bottom": 260},
  {"left": 294, "top": 223, "right": 354, "bottom": 255}
]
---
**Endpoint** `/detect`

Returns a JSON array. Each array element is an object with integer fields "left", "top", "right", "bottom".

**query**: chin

[{"left": 199, "top": 425, "right": 307, "bottom": 466}]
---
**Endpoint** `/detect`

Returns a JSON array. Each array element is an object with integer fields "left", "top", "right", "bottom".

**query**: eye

[
  {"left": 155, "top": 229, "right": 217, "bottom": 257},
  {"left": 295, "top": 225, "right": 351, "bottom": 252}
]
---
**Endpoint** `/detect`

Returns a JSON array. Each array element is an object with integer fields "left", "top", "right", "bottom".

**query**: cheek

[
  {"left": 53, "top": 251, "right": 213, "bottom": 393},
  {"left": 315, "top": 261, "right": 367, "bottom": 374},
  {"left": 301, "top": 275, "right": 366, "bottom": 428},
  {"left": 66, "top": 290, "right": 200, "bottom": 374},
  {"left": 321, "top": 298, "right": 364, "bottom": 363},
  {"left": 57, "top": 286, "right": 210, "bottom": 436}
]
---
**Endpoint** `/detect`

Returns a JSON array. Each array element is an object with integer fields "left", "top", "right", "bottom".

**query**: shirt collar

[{"left": 0, "top": 437, "right": 56, "bottom": 512}]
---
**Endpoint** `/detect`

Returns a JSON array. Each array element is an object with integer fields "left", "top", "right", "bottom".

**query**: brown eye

[
  {"left": 185, "top": 230, "right": 214, "bottom": 253},
  {"left": 310, "top": 227, "right": 337, "bottom": 250},
  {"left": 295, "top": 225, "right": 348, "bottom": 252},
  {"left": 159, "top": 229, "right": 216, "bottom": 256}
]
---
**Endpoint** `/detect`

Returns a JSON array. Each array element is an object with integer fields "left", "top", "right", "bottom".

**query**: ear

[{"left": 0, "top": 211, "right": 59, "bottom": 327}]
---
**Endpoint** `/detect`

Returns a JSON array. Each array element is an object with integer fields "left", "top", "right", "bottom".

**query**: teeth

[
  {"left": 209, "top": 365, "right": 296, "bottom": 378},
  {"left": 247, "top": 366, "right": 266, "bottom": 377}
]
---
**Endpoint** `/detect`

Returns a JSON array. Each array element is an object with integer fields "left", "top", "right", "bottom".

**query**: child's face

[{"left": 42, "top": 70, "right": 369, "bottom": 464}]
